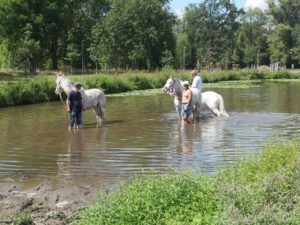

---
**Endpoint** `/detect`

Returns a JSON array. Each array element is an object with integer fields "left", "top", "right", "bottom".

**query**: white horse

[
  {"left": 55, "top": 74, "right": 106, "bottom": 127},
  {"left": 162, "top": 77, "right": 202, "bottom": 120},
  {"left": 162, "top": 77, "right": 229, "bottom": 118}
]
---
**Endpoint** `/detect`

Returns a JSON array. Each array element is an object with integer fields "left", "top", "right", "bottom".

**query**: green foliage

[
  {"left": 76, "top": 172, "right": 218, "bottom": 225},
  {"left": 267, "top": 24, "right": 293, "bottom": 65},
  {"left": 234, "top": 8, "right": 269, "bottom": 67},
  {"left": 0, "top": 70, "right": 299, "bottom": 107},
  {"left": 161, "top": 50, "right": 175, "bottom": 69},
  {"left": 184, "top": 0, "right": 240, "bottom": 66},
  {"left": 10, "top": 213, "right": 33, "bottom": 225},
  {"left": 89, "top": 0, "right": 176, "bottom": 70},
  {"left": 1, "top": 0, "right": 300, "bottom": 71},
  {"left": 217, "top": 139, "right": 300, "bottom": 224},
  {"left": 0, "top": 41, "right": 10, "bottom": 69},
  {"left": 0, "top": 77, "right": 58, "bottom": 107},
  {"left": 175, "top": 33, "right": 192, "bottom": 69},
  {"left": 75, "top": 139, "right": 300, "bottom": 225}
]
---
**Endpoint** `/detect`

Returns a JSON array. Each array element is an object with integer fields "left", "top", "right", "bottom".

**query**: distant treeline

[
  {"left": 0, "top": 70, "right": 299, "bottom": 107},
  {"left": 0, "top": 0, "right": 299, "bottom": 74}
]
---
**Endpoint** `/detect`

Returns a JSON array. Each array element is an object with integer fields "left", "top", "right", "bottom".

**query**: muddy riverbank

[{"left": 0, "top": 178, "right": 98, "bottom": 224}]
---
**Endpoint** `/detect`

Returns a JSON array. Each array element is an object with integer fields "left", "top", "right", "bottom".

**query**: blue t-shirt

[{"left": 68, "top": 91, "right": 82, "bottom": 112}]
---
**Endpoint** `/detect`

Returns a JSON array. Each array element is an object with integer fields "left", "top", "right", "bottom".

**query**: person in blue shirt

[
  {"left": 67, "top": 82, "right": 84, "bottom": 130},
  {"left": 191, "top": 70, "right": 203, "bottom": 93}
]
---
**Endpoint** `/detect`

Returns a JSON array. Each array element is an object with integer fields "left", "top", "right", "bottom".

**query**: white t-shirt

[{"left": 192, "top": 75, "right": 202, "bottom": 92}]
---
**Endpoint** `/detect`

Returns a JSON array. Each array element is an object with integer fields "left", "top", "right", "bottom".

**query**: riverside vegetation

[
  {"left": 72, "top": 138, "right": 300, "bottom": 225},
  {"left": 0, "top": 69, "right": 300, "bottom": 107},
  {"left": 9, "top": 138, "right": 300, "bottom": 225}
]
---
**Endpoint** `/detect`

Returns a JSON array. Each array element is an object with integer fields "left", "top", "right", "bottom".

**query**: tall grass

[
  {"left": 0, "top": 69, "right": 299, "bottom": 107},
  {"left": 0, "top": 77, "right": 57, "bottom": 107},
  {"left": 74, "top": 139, "right": 300, "bottom": 225}
]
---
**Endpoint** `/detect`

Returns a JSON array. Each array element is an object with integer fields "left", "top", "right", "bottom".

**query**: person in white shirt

[{"left": 191, "top": 70, "right": 202, "bottom": 93}]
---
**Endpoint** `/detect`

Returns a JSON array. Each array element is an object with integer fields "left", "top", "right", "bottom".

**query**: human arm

[
  {"left": 66, "top": 99, "right": 71, "bottom": 113},
  {"left": 66, "top": 93, "right": 72, "bottom": 112}
]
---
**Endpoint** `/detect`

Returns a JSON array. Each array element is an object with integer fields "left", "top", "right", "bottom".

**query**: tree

[
  {"left": 234, "top": 8, "right": 269, "bottom": 67},
  {"left": 64, "top": 0, "right": 110, "bottom": 71},
  {"left": 17, "top": 24, "right": 41, "bottom": 74},
  {"left": 0, "top": 0, "right": 71, "bottom": 71},
  {"left": 183, "top": 0, "right": 240, "bottom": 68},
  {"left": 89, "top": 0, "right": 176, "bottom": 70},
  {"left": 268, "top": 23, "right": 293, "bottom": 65},
  {"left": 267, "top": 0, "right": 300, "bottom": 67},
  {"left": 291, "top": 24, "right": 300, "bottom": 64},
  {"left": 268, "top": 0, "right": 300, "bottom": 28},
  {"left": 175, "top": 33, "right": 192, "bottom": 69}
]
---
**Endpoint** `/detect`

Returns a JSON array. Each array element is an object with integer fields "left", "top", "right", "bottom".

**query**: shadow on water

[{"left": 82, "top": 120, "right": 124, "bottom": 128}]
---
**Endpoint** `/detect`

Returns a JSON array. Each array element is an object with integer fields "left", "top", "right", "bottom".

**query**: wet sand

[{"left": 0, "top": 178, "right": 98, "bottom": 225}]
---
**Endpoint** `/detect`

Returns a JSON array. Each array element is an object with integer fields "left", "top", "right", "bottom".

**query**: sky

[{"left": 170, "top": 0, "right": 268, "bottom": 18}]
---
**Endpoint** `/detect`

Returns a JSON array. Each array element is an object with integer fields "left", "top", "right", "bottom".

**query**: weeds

[
  {"left": 75, "top": 139, "right": 300, "bottom": 225},
  {"left": 10, "top": 213, "right": 33, "bottom": 225},
  {"left": 0, "top": 70, "right": 299, "bottom": 107}
]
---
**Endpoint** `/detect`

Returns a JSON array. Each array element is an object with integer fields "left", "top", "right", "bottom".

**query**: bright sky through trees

[{"left": 170, "top": 0, "right": 268, "bottom": 18}]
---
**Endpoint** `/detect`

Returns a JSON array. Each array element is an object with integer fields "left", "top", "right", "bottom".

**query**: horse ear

[
  {"left": 55, "top": 72, "right": 63, "bottom": 77},
  {"left": 57, "top": 72, "right": 65, "bottom": 77}
]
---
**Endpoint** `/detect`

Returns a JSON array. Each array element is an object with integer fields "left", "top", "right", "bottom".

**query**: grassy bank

[
  {"left": 74, "top": 138, "right": 300, "bottom": 225},
  {"left": 0, "top": 69, "right": 300, "bottom": 107}
]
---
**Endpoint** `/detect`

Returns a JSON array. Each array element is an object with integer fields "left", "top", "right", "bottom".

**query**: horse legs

[
  {"left": 211, "top": 108, "right": 221, "bottom": 117},
  {"left": 99, "top": 103, "right": 106, "bottom": 123},
  {"left": 174, "top": 98, "right": 182, "bottom": 122},
  {"left": 97, "top": 94, "right": 106, "bottom": 126},
  {"left": 192, "top": 104, "right": 201, "bottom": 120},
  {"left": 92, "top": 107, "right": 101, "bottom": 127}
]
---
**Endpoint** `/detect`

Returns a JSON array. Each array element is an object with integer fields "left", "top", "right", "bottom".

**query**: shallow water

[{"left": 0, "top": 81, "right": 299, "bottom": 189}]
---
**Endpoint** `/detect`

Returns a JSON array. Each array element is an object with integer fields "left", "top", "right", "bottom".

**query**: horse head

[
  {"left": 162, "top": 76, "right": 176, "bottom": 95},
  {"left": 55, "top": 73, "right": 76, "bottom": 105},
  {"left": 55, "top": 74, "right": 65, "bottom": 95}
]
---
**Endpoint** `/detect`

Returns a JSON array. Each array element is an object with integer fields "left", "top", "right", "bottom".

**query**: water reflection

[
  {"left": 56, "top": 127, "right": 110, "bottom": 187},
  {"left": 168, "top": 115, "right": 228, "bottom": 172}
]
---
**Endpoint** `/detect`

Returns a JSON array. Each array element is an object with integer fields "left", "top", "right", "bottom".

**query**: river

[{"left": 0, "top": 81, "right": 299, "bottom": 190}]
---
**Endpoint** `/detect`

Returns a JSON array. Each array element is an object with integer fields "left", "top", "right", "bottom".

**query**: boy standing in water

[
  {"left": 181, "top": 81, "right": 193, "bottom": 124},
  {"left": 67, "top": 82, "right": 84, "bottom": 130}
]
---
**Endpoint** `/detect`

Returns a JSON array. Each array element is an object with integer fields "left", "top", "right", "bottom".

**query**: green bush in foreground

[{"left": 75, "top": 139, "right": 300, "bottom": 225}]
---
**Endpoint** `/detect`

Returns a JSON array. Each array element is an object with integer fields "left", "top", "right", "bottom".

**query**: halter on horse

[
  {"left": 162, "top": 76, "right": 229, "bottom": 118},
  {"left": 55, "top": 74, "right": 106, "bottom": 127}
]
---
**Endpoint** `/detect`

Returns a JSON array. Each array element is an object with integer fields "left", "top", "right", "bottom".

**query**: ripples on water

[{"left": 0, "top": 81, "right": 299, "bottom": 188}]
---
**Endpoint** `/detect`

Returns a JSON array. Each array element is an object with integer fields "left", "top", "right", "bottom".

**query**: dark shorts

[
  {"left": 69, "top": 111, "right": 82, "bottom": 128},
  {"left": 181, "top": 103, "right": 192, "bottom": 118}
]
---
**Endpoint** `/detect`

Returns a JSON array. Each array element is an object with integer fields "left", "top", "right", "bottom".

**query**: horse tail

[{"left": 218, "top": 94, "right": 229, "bottom": 117}]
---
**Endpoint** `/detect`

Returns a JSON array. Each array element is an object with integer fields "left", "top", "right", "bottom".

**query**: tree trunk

[
  {"left": 29, "top": 58, "right": 36, "bottom": 75},
  {"left": 50, "top": 41, "right": 58, "bottom": 70}
]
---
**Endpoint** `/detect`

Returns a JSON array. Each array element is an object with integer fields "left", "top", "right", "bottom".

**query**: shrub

[
  {"left": 75, "top": 139, "right": 300, "bottom": 225},
  {"left": 10, "top": 213, "right": 33, "bottom": 225},
  {"left": 0, "top": 70, "right": 299, "bottom": 107}
]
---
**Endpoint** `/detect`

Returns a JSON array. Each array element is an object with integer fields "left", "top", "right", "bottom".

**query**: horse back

[{"left": 191, "top": 88, "right": 201, "bottom": 104}]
